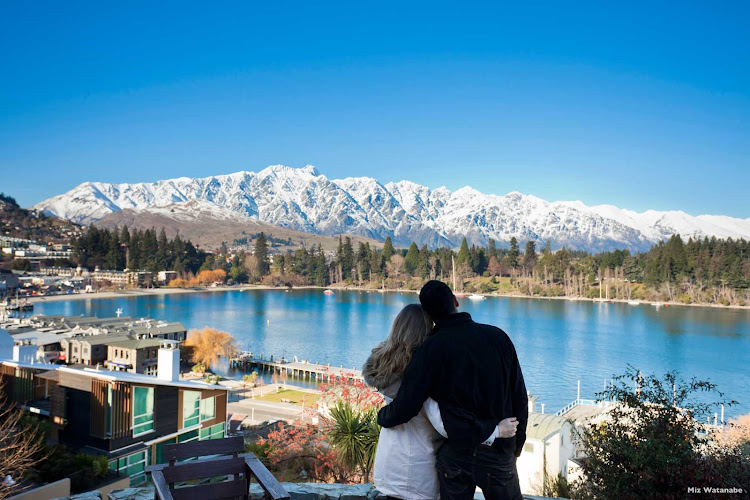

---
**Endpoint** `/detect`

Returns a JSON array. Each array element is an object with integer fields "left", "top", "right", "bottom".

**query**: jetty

[{"left": 229, "top": 351, "right": 363, "bottom": 383}]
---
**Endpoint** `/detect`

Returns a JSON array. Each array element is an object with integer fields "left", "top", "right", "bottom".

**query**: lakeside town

[
  {"left": 3, "top": 2, "right": 750, "bottom": 498},
  {"left": 2, "top": 309, "right": 746, "bottom": 499}
]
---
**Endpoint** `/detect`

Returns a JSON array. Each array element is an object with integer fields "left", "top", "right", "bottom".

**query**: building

[
  {"left": 517, "top": 412, "right": 576, "bottom": 494},
  {"left": 61, "top": 334, "right": 131, "bottom": 365},
  {"left": 0, "top": 341, "right": 230, "bottom": 486},
  {"left": 1, "top": 315, "right": 188, "bottom": 367},
  {"left": 90, "top": 269, "right": 153, "bottom": 288},
  {"left": 106, "top": 337, "right": 164, "bottom": 375},
  {"left": 128, "top": 321, "right": 187, "bottom": 342},
  {"left": 9, "top": 330, "right": 69, "bottom": 363},
  {"left": 0, "top": 269, "right": 19, "bottom": 297},
  {"left": 156, "top": 270, "right": 178, "bottom": 286}
]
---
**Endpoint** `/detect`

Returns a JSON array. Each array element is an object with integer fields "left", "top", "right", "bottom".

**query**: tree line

[
  {"left": 231, "top": 233, "right": 749, "bottom": 306},
  {"left": 70, "top": 225, "right": 208, "bottom": 274},
  {"left": 69, "top": 226, "right": 750, "bottom": 306}
]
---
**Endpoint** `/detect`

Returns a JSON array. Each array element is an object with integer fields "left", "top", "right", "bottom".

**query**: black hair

[{"left": 419, "top": 280, "right": 456, "bottom": 321}]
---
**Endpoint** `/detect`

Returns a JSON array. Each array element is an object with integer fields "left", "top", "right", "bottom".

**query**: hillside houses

[
  {"left": 0, "top": 314, "right": 187, "bottom": 373},
  {"left": 0, "top": 340, "right": 229, "bottom": 486}
]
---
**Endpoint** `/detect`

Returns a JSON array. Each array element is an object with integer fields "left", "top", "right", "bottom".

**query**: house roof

[
  {"left": 526, "top": 412, "right": 570, "bottom": 441},
  {"left": 128, "top": 322, "right": 186, "bottom": 336},
  {"left": 73, "top": 334, "right": 132, "bottom": 346},
  {"left": 56, "top": 365, "right": 227, "bottom": 391},
  {"left": 11, "top": 330, "right": 72, "bottom": 346},
  {"left": 0, "top": 359, "right": 56, "bottom": 370},
  {"left": 36, "top": 369, "right": 61, "bottom": 380},
  {"left": 106, "top": 338, "right": 163, "bottom": 350}
]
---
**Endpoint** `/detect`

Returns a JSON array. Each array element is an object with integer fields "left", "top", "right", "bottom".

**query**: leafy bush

[
  {"left": 32, "top": 445, "right": 110, "bottom": 493},
  {"left": 572, "top": 366, "right": 748, "bottom": 500}
]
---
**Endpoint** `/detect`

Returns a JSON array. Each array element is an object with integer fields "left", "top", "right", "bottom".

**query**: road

[{"left": 228, "top": 398, "right": 307, "bottom": 425}]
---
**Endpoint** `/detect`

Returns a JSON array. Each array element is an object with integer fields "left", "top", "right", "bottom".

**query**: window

[
  {"left": 200, "top": 396, "right": 216, "bottom": 421},
  {"left": 183, "top": 391, "right": 200, "bottom": 428},
  {"left": 200, "top": 422, "right": 225, "bottom": 440},
  {"left": 154, "top": 438, "right": 177, "bottom": 464},
  {"left": 133, "top": 386, "right": 154, "bottom": 436},
  {"left": 109, "top": 450, "right": 148, "bottom": 486},
  {"left": 178, "top": 429, "right": 199, "bottom": 443}
]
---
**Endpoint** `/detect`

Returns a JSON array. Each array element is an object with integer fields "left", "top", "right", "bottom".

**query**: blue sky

[{"left": 1, "top": 1, "right": 749, "bottom": 216}]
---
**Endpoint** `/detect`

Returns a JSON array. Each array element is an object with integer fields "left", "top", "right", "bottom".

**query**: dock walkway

[{"left": 230, "top": 352, "right": 363, "bottom": 383}]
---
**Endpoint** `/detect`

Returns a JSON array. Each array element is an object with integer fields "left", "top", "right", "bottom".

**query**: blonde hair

[{"left": 366, "top": 304, "right": 433, "bottom": 387}]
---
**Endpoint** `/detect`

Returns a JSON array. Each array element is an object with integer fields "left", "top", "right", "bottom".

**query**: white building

[{"left": 517, "top": 412, "right": 576, "bottom": 494}]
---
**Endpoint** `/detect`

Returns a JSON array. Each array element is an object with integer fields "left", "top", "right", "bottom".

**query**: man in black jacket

[{"left": 377, "top": 280, "right": 528, "bottom": 500}]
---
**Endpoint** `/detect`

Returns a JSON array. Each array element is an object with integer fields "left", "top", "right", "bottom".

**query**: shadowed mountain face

[
  {"left": 34, "top": 165, "right": 750, "bottom": 251},
  {"left": 93, "top": 199, "right": 381, "bottom": 252}
]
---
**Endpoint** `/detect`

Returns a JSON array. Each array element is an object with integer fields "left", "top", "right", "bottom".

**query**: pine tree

[
  {"left": 157, "top": 228, "right": 169, "bottom": 270},
  {"left": 488, "top": 239, "right": 498, "bottom": 260},
  {"left": 382, "top": 237, "right": 395, "bottom": 262},
  {"left": 417, "top": 244, "right": 430, "bottom": 278},
  {"left": 404, "top": 242, "right": 420, "bottom": 275},
  {"left": 457, "top": 238, "right": 470, "bottom": 267},
  {"left": 254, "top": 232, "right": 270, "bottom": 277},
  {"left": 507, "top": 237, "right": 520, "bottom": 269},
  {"left": 522, "top": 241, "right": 537, "bottom": 275},
  {"left": 342, "top": 237, "right": 354, "bottom": 280}
]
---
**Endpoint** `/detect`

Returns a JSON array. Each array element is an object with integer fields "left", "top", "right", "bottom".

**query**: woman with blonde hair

[{"left": 364, "top": 304, "right": 517, "bottom": 500}]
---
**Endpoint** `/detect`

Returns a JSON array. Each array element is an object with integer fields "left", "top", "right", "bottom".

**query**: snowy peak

[{"left": 33, "top": 165, "right": 750, "bottom": 251}]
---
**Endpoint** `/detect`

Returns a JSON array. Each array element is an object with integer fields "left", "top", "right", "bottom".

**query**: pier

[{"left": 229, "top": 351, "right": 363, "bottom": 383}]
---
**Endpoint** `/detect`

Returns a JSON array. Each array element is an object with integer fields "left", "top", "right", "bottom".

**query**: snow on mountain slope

[{"left": 33, "top": 165, "right": 750, "bottom": 251}]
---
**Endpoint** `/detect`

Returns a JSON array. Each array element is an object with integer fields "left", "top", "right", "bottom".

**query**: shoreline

[{"left": 25, "top": 283, "right": 750, "bottom": 311}]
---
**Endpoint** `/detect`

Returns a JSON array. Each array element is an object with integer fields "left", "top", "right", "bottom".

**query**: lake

[{"left": 32, "top": 289, "right": 750, "bottom": 417}]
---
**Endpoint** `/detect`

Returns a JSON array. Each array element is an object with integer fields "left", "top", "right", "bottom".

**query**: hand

[{"left": 497, "top": 417, "right": 518, "bottom": 438}]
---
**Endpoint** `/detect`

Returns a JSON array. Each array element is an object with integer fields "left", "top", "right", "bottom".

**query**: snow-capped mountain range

[{"left": 33, "top": 165, "right": 750, "bottom": 251}]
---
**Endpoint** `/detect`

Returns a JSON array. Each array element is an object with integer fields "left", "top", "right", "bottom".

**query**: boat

[
  {"left": 628, "top": 301, "right": 640, "bottom": 306},
  {"left": 652, "top": 302, "right": 663, "bottom": 308},
  {"left": 468, "top": 294, "right": 486, "bottom": 301},
  {"left": 323, "top": 289, "right": 335, "bottom": 295}
]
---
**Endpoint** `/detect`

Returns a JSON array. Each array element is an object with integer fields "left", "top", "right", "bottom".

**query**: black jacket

[{"left": 377, "top": 312, "right": 528, "bottom": 456}]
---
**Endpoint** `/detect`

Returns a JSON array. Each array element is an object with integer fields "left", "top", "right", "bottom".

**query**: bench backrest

[
  {"left": 149, "top": 436, "right": 290, "bottom": 500},
  {"left": 164, "top": 435, "right": 244, "bottom": 463}
]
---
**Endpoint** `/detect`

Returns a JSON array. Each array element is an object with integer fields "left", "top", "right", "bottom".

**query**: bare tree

[
  {"left": 386, "top": 254, "right": 405, "bottom": 287},
  {"left": 0, "top": 394, "right": 48, "bottom": 499}
]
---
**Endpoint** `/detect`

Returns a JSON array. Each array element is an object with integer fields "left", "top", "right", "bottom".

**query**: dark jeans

[{"left": 436, "top": 441, "right": 522, "bottom": 500}]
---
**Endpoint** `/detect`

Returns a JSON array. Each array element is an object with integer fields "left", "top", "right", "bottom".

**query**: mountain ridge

[
  {"left": 93, "top": 199, "right": 382, "bottom": 252},
  {"left": 33, "top": 165, "right": 750, "bottom": 251}
]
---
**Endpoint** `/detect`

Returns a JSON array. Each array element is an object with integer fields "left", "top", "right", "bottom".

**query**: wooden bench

[{"left": 145, "top": 436, "right": 289, "bottom": 500}]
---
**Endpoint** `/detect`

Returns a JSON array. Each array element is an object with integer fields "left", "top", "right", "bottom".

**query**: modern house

[{"left": 1, "top": 340, "right": 229, "bottom": 486}]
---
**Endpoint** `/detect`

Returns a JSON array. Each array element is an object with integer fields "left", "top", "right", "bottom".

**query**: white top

[{"left": 423, "top": 397, "right": 499, "bottom": 444}]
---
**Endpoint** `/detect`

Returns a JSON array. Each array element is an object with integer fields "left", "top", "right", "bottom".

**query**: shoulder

[
  {"left": 474, "top": 321, "right": 507, "bottom": 336},
  {"left": 476, "top": 322, "right": 514, "bottom": 345}
]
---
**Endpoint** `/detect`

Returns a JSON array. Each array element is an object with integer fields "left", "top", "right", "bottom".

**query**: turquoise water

[{"left": 32, "top": 289, "right": 750, "bottom": 417}]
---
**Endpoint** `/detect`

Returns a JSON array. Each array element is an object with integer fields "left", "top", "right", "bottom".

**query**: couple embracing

[{"left": 363, "top": 280, "right": 528, "bottom": 500}]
